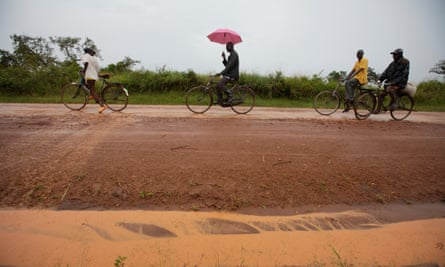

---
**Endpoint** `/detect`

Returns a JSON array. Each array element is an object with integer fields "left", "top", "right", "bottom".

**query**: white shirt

[{"left": 80, "top": 53, "right": 100, "bottom": 80}]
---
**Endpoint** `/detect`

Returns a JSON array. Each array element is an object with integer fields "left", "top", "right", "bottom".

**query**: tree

[
  {"left": 0, "top": 49, "right": 16, "bottom": 68},
  {"left": 104, "top": 56, "right": 140, "bottom": 73},
  {"left": 429, "top": 60, "right": 445, "bottom": 77},
  {"left": 367, "top": 67, "right": 379, "bottom": 83},
  {"left": 50, "top": 36, "right": 101, "bottom": 61},
  {"left": 50, "top": 36, "right": 81, "bottom": 61},
  {"left": 9, "top": 34, "right": 56, "bottom": 70},
  {"left": 327, "top": 70, "right": 346, "bottom": 82}
]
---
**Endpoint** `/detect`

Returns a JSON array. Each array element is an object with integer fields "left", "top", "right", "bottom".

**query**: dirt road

[
  {"left": 0, "top": 103, "right": 444, "bottom": 211},
  {"left": 0, "top": 103, "right": 444, "bottom": 266}
]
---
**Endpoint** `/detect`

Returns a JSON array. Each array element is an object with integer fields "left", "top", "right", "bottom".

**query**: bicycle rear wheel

[
  {"left": 313, "top": 90, "right": 340, "bottom": 115},
  {"left": 102, "top": 84, "right": 128, "bottom": 111},
  {"left": 354, "top": 92, "right": 376, "bottom": 120},
  {"left": 185, "top": 86, "right": 212, "bottom": 114},
  {"left": 230, "top": 86, "right": 255, "bottom": 114},
  {"left": 61, "top": 83, "right": 88, "bottom": 111},
  {"left": 390, "top": 94, "right": 414, "bottom": 121}
]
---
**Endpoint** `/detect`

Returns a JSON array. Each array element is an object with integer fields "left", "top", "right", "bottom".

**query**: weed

[
  {"left": 114, "top": 255, "right": 127, "bottom": 267},
  {"left": 330, "top": 245, "right": 354, "bottom": 267},
  {"left": 139, "top": 191, "right": 154, "bottom": 199},
  {"left": 319, "top": 180, "right": 328, "bottom": 192},
  {"left": 190, "top": 205, "right": 200, "bottom": 211},
  {"left": 74, "top": 175, "right": 85, "bottom": 182}
]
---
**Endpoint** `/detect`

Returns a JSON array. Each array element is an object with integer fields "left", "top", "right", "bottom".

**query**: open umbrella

[{"left": 207, "top": 28, "right": 242, "bottom": 44}]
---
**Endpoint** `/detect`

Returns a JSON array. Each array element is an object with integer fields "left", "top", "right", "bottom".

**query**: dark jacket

[
  {"left": 379, "top": 57, "right": 410, "bottom": 88},
  {"left": 220, "top": 50, "right": 239, "bottom": 80}
]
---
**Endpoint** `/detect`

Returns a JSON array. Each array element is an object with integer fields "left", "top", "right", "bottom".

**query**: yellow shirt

[{"left": 353, "top": 57, "right": 368, "bottom": 85}]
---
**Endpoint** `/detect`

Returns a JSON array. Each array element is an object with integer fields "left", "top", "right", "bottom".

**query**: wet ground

[{"left": 0, "top": 103, "right": 444, "bottom": 266}]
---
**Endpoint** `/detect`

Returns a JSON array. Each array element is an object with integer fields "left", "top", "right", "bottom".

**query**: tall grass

[{"left": 0, "top": 66, "right": 444, "bottom": 110}]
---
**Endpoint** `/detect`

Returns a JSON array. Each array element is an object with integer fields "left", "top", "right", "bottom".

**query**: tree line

[{"left": 0, "top": 34, "right": 444, "bottom": 103}]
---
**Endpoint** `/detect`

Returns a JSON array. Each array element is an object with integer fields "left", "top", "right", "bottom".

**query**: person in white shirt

[{"left": 81, "top": 48, "right": 106, "bottom": 113}]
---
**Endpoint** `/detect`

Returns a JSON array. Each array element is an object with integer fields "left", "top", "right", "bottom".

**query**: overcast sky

[{"left": 1, "top": 0, "right": 444, "bottom": 83}]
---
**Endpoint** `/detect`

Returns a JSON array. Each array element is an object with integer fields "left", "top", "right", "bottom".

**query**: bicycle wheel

[
  {"left": 354, "top": 92, "right": 376, "bottom": 120},
  {"left": 390, "top": 94, "right": 414, "bottom": 121},
  {"left": 313, "top": 90, "right": 340, "bottom": 115},
  {"left": 102, "top": 83, "right": 128, "bottom": 111},
  {"left": 185, "top": 86, "right": 212, "bottom": 114},
  {"left": 61, "top": 83, "right": 88, "bottom": 111},
  {"left": 230, "top": 86, "right": 255, "bottom": 114}
]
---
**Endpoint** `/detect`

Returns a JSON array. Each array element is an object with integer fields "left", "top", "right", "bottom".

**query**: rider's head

[
  {"left": 226, "top": 42, "right": 234, "bottom": 52},
  {"left": 390, "top": 48, "right": 403, "bottom": 60},
  {"left": 84, "top": 47, "right": 96, "bottom": 56},
  {"left": 356, "top": 49, "right": 364, "bottom": 59}
]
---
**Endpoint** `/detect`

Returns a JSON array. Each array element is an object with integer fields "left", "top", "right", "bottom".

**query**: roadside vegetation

[{"left": 1, "top": 34, "right": 444, "bottom": 111}]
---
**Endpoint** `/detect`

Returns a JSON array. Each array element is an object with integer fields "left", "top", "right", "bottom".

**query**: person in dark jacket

[
  {"left": 378, "top": 48, "right": 410, "bottom": 110},
  {"left": 215, "top": 42, "right": 239, "bottom": 104}
]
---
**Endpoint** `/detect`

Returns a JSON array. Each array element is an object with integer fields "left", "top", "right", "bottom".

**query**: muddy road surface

[{"left": 0, "top": 104, "right": 444, "bottom": 212}]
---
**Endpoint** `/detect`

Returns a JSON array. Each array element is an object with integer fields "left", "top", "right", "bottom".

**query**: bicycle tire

[
  {"left": 390, "top": 94, "right": 414, "bottom": 121},
  {"left": 61, "top": 83, "right": 88, "bottom": 111},
  {"left": 102, "top": 83, "right": 128, "bottom": 111},
  {"left": 313, "top": 90, "right": 340, "bottom": 115},
  {"left": 230, "top": 86, "right": 256, "bottom": 114},
  {"left": 354, "top": 92, "right": 376, "bottom": 120},
  {"left": 185, "top": 86, "right": 212, "bottom": 114}
]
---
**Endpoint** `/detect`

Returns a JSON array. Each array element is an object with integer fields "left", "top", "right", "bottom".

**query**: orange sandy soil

[{"left": 0, "top": 104, "right": 444, "bottom": 266}]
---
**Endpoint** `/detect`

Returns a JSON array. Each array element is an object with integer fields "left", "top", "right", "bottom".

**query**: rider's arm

[{"left": 220, "top": 53, "right": 237, "bottom": 76}]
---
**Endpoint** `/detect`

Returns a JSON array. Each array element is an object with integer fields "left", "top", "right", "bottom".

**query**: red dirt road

[
  {"left": 0, "top": 103, "right": 444, "bottom": 212},
  {"left": 1, "top": 104, "right": 445, "bottom": 266}
]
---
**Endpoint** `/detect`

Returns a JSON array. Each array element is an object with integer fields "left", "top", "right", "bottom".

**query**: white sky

[{"left": 1, "top": 0, "right": 444, "bottom": 83}]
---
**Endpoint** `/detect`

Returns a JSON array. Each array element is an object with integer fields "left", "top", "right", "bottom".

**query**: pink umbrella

[{"left": 207, "top": 28, "right": 242, "bottom": 44}]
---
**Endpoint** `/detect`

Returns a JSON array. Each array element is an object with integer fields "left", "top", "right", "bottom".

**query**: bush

[
  {"left": 416, "top": 80, "right": 445, "bottom": 106},
  {"left": 1, "top": 63, "right": 444, "bottom": 110}
]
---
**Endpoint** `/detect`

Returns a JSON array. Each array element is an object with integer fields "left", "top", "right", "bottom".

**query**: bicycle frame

[
  {"left": 205, "top": 77, "right": 239, "bottom": 105},
  {"left": 185, "top": 76, "right": 256, "bottom": 114},
  {"left": 62, "top": 72, "right": 129, "bottom": 112},
  {"left": 354, "top": 82, "right": 415, "bottom": 121}
]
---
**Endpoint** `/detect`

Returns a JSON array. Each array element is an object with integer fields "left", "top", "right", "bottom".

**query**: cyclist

[
  {"left": 343, "top": 49, "right": 368, "bottom": 112},
  {"left": 377, "top": 48, "right": 410, "bottom": 110},
  {"left": 81, "top": 47, "right": 106, "bottom": 113},
  {"left": 215, "top": 42, "right": 239, "bottom": 105}
]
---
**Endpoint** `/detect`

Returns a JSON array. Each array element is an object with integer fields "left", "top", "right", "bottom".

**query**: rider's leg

[
  {"left": 345, "top": 78, "right": 358, "bottom": 103},
  {"left": 375, "top": 92, "right": 386, "bottom": 113},
  {"left": 343, "top": 78, "right": 359, "bottom": 112},
  {"left": 216, "top": 76, "right": 233, "bottom": 103},
  {"left": 387, "top": 85, "right": 400, "bottom": 110},
  {"left": 87, "top": 79, "right": 106, "bottom": 113}
]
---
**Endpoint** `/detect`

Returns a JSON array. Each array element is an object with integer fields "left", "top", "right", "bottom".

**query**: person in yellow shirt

[{"left": 343, "top": 49, "right": 368, "bottom": 112}]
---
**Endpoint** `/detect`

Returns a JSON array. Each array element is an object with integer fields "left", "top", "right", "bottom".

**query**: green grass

[{"left": 0, "top": 93, "right": 444, "bottom": 111}]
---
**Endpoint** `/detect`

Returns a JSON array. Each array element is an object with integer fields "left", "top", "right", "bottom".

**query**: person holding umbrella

[{"left": 215, "top": 42, "right": 239, "bottom": 105}]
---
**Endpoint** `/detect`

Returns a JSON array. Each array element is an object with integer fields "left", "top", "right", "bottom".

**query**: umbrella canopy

[{"left": 207, "top": 28, "right": 242, "bottom": 44}]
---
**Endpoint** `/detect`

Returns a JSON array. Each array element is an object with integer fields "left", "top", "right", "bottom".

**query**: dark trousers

[
  {"left": 216, "top": 76, "right": 234, "bottom": 102},
  {"left": 345, "top": 78, "right": 360, "bottom": 102},
  {"left": 86, "top": 79, "right": 104, "bottom": 106}
]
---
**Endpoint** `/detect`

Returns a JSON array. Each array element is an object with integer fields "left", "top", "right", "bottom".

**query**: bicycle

[
  {"left": 354, "top": 82, "right": 415, "bottom": 121},
  {"left": 61, "top": 72, "right": 129, "bottom": 112},
  {"left": 185, "top": 76, "right": 255, "bottom": 114},
  {"left": 313, "top": 79, "right": 373, "bottom": 120}
]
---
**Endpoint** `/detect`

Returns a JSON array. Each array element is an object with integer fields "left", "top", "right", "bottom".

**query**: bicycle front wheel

[
  {"left": 354, "top": 92, "right": 376, "bottom": 120},
  {"left": 102, "top": 84, "right": 128, "bottom": 111},
  {"left": 185, "top": 86, "right": 212, "bottom": 114},
  {"left": 390, "top": 94, "right": 414, "bottom": 121},
  {"left": 313, "top": 90, "right": 340, "bottom": 115},
  {"left": 230, "top": 86, "right": 255, "bottom": 114},
  {"left": 61, "top": 83, "right": 88, "bottom": 111}
]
